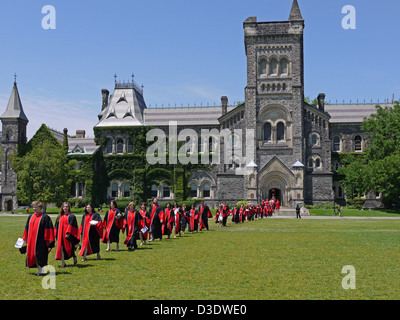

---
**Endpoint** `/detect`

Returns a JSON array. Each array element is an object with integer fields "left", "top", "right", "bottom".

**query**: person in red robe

[
  {"left": 102, "top": 200, "right": 124, "bottom": 251},
  {"left": 187, "top": 204, "right": 199, "bottom": 233},
  {"left": 22, "top": 201, "right": 55, "bottom": 276},
  {"left": 79, "top": 203, "right": 103, "bottom": 261},
  {"left": 149, "top": 197, "right": 164, "bottom": 241},
  {"left": 172, "top": 202, "right": 183, "bottom": 237},
  {"left": 54, "top": 202, "right": 80, "bottom": 267},
  {"left": 123, "top": 202, "right": 141, "bottom": 251},
  {"left": 162, "top": 203, "right": 174, "bottom": 239},
  {"left": 275, "top": 199, "right": 280, "bottom": 211},
  {"left": 138, "top": 202, "right": 150, "bottom": 245},
  {"left": 233, "top": 205, "right": 240, "bottom": 223}
]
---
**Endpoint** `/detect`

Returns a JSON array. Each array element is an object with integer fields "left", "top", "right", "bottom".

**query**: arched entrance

[
  {"left": 5, "top": 199, "right": 13, "bottom": 211},
  {"left": 268, "top": 188, "right": 281, "bottom": 203}
]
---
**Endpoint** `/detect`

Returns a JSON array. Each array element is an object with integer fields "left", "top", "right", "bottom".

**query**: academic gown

[
  {"left": 78, "top": 212, "right": 103, "bottom": 256},
  {"left": 162, "top": 208, "right": 174, "bottom": 236},
  {"left": 199, "top": 205, "right": 209, "bottom": 230},
  {"left": 173, "top": 207, "right": 182, "bottom": 233},
  {"left": 233, "top": 207, "right": 240, "bottom": 223},
  {"left": 187, "top": 209, "right": 199, "bottom": 232},
  {"left": 124, "top": 209, "right": 141, "bottom": 248},
  {"left": 149, "top": 204, "right": 164, "bottom": 240},
  {"left": 138, "top": 210, "right": 150, "bottom": 240},
  {"left": 102, "top": 208, "right": 124, "bottom": 243},
  {"left": 22, "top": 212, "right": 55, "bottom": 268},
  {"left": 54, "top": 212, "right": 80, "bottom": 261}
]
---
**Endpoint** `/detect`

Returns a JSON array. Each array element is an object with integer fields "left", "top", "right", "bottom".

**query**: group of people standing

[
  {"left": 20, "top": 198, "right": 211, "bottom": 276},
  {"left": 215, "top": 198, "right": 280, "bottom": 226}
]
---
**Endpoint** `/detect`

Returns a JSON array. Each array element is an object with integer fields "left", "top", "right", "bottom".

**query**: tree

[
  {"left": 338, "top": 102, "right": 400, "bottom": 207},
  {"left": 11, "top": 139, "right": 73, "bottom": 209}
]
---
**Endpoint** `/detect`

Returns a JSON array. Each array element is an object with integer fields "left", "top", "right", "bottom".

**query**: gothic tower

[
  {"left": 243, "top": 0, "right": 305, "bottom": 206},
  {"left": 0, "top": 78, "right": 29, "bottom": 211}
]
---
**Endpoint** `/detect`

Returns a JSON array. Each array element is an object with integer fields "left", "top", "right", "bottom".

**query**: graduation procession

[{"left": 19, "top": 196, "right": 280, "bottom": 276}]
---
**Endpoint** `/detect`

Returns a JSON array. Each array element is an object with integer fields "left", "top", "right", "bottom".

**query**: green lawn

[
  {"left": 1, "top": 216, "right": 399, "bottom": 300},
  {"left": 309, "top": 207, "right": 400, "bottom": 217}
]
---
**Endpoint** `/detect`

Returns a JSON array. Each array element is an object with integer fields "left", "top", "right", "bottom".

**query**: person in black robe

[
  {"left": 123, "top": 202, "right": 142, "bottom": 250},
  {"left": 233, "top": 205, "right": 240, "bottom": 224},
  {"left": 149, "top": 197, "right": 164, "bottom": 242},
  {"left": 102, "top": 200, "right": 124, "bottom": 251},
  {"left": 22, "top": 201, "right": 55, "bottom": 276},
  {"left": 79, "top": 203, "right": 102, "bottom": 261},
  {"left": 180, "top": 204, "right": 188, "bottom": 234},
  {"left": 199, "top": 201, "right": 210, "bottom": 231}
]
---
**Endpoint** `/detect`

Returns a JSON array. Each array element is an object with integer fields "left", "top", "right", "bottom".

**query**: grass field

[{"left": 1, "top": 215, "right": 399, "bottom": 300}]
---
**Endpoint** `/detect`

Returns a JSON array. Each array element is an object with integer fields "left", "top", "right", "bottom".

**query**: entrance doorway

[
  {"left": 5, "top": 199, "right": 13, "bottom": 211},
  {"left": 268, "top": 188, "right": 281, "bottom": 203}
]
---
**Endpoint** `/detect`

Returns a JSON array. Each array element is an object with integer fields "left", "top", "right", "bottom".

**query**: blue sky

[{"left": 0, "top": 0, "right": 399, "bottom": 138}]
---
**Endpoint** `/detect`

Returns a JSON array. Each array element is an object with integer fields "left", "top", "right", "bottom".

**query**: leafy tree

[
  {"left": 11, "top": 139, "right": 73, "bottom": 209},
  {"left": 338, "top": 102, "right": 400, "bottom": 207}
]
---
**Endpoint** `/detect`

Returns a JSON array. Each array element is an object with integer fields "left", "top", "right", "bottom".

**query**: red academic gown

[
  {"left": 78, "top": 212, "right": 103, "bottom": 256},
  {"left": 124, "top": 209, "right": 141, "bottom": 247},
  {"left": 54, "top": 212, "right": 80, "bottom": 261},
  {"left": 23, "top": 212, "right": 55, "bottom": 268},
  {"left": 173, "top": 207, "right": 182, "bottom": 233},
  {"left": 138, "top": 210, "right": 150, "bottom": 240},
  {"left": 199, "top": 205, "right": 209, "bottom": 230},
  {"left": 102, "top": 208, "right": 124, "bottom": 243},
  {"left": 188, "top": 209, "right": 199, "bottom": 232},
  {"left": 162, "top": 208, "right": 174, "bottom": 236}
]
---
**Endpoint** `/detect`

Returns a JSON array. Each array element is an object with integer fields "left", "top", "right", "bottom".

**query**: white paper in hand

[
  {"left": 90, "top": 220, "right": 99, "bottom": 226},
  {"left": 15, "top": 238, "right": 24, "bottom": 248},
  {"left": 141, "top": 226, "right": 148, "bottom": 233}
]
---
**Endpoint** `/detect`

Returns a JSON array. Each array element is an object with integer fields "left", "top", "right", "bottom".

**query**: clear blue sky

[{"left": 0, "top": 0, "right": 399, "bottom": 138}]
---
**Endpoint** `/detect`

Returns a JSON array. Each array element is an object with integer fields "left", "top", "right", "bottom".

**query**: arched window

[
  {"left": 354, "top": 135, "right": 362, "bottom": 152},
  {"left": 116, "top": 138, "right": 124, "bottom": 154},
  {"left": 333, "top": 136, "right": 341, "bottom": 152},
  {"left": 162, "top": 184, "right": 170, "bottom": 198},
  {"left": 259, "top": 59, "right": 267, "bottom": 76},
  {"left": 203, "top": 183, "right": 211, "bottom": 198},
  {"left": 106, "top": 138, "right": 113, "bottom": 154},
  {"left": 190, "top": 183, "right": 198, "bottom": 198},
  {"left": 277, "top": 122, "right": 285, "bottom": 141},
  {"left": 151, "top": 185, "right": 158, "bottom": 198},
  {"left": 269, "top": 59, "right": 278, "bottom": 76},
  {"left": 308, "top": 158, "right": 314, "bottom": 169},
  {"left": 127, "top": 139, "right": 133, "bottom": 153},
  {"left": 263, "top": 123, "right": 272, "bottom": 142},
  {"left": 311, "top": 133, "right": 319, "bottom": 146},
  {"left": 123, "top": 184, "right": 130, "bottom": 197},
  {"left": 315, "top": 158, "right": 321, "bottom": 168},
  {"left": 280, "top": 58, "right": 289, "bottom": 75},
  {"left": 111, "top": 182, "right": 118, "bottom": 198}
]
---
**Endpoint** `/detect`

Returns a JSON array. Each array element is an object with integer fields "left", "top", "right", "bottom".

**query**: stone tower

[
  {"left": 243, "top": 0, "right": 306, "bottom": 206},
  {"left": 0, "top": 79, "right": 29, "bottom": 211}
]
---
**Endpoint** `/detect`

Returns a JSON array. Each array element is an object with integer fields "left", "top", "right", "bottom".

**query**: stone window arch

[
  {"left": 269, "top": 58, "right": 278, "bottom": 76},
  {"left": 116, "top": 138, "right": 124, "bottom": 154},
  {"left": 263, "top": 122, "right": 272, "bottom": 142},
  {"left": 276, "top": 122, "right": 285, "bottom": 141},
  {"left": 106, "top": 138, "right": 113, "bottom": 154},
  {"left": 332, "top": 136, "right": 341, "bottom": 152},
  {"left": 280, "top": 58, "right": 289, "bottom": 76},
  {"left": 202, "top": 182, "right": 211, "bottom": 198},
  {"left": 190, "top": 182, "right": 198, "bottom": 198},
  {"left": 310, "top": 132, "right": 320, "bottom": 147},
  {"left": 354, "top": 135, "right": 363, "bottom": 152},
  {"left": 259, "top": 58, "right": 267, "bottom": 76}
]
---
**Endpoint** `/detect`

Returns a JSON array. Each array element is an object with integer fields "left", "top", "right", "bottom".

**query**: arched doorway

[
  {"left": 268, "top": 188, "right": 281, "bottom": 203},
  {"left": 5, "top": 199, "right": 13, "bottom": 211}
]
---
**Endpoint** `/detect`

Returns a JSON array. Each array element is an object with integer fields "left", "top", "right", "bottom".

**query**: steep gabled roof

[{"left": 0, "top": 82, "right": 29, "bottom": 122}]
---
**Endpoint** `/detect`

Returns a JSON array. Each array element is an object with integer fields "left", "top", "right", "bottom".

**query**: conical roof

[
  {"left": 1, "top": 82, "right": 29, "bottom": 122},
  {"left": 289, "top": 0, "right": 303, "bottom": 21}
]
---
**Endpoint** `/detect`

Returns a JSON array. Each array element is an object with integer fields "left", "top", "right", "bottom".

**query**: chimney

[
  {"left": 76, "top": 130, "right": 86, "bottom": 139},
  {"left": 221, "top": 96, "right": 228, "bottom": 116},
  {"left": 101, "top": 89, "right": 110, "bottom": 111},
  {"left": 317, "top": 93, "right": 325, "bottom": 112}
]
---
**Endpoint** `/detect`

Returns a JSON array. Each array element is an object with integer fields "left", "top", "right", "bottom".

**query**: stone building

[{"left": 0, "top": 0, "right": 394, "bottom": 210}]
